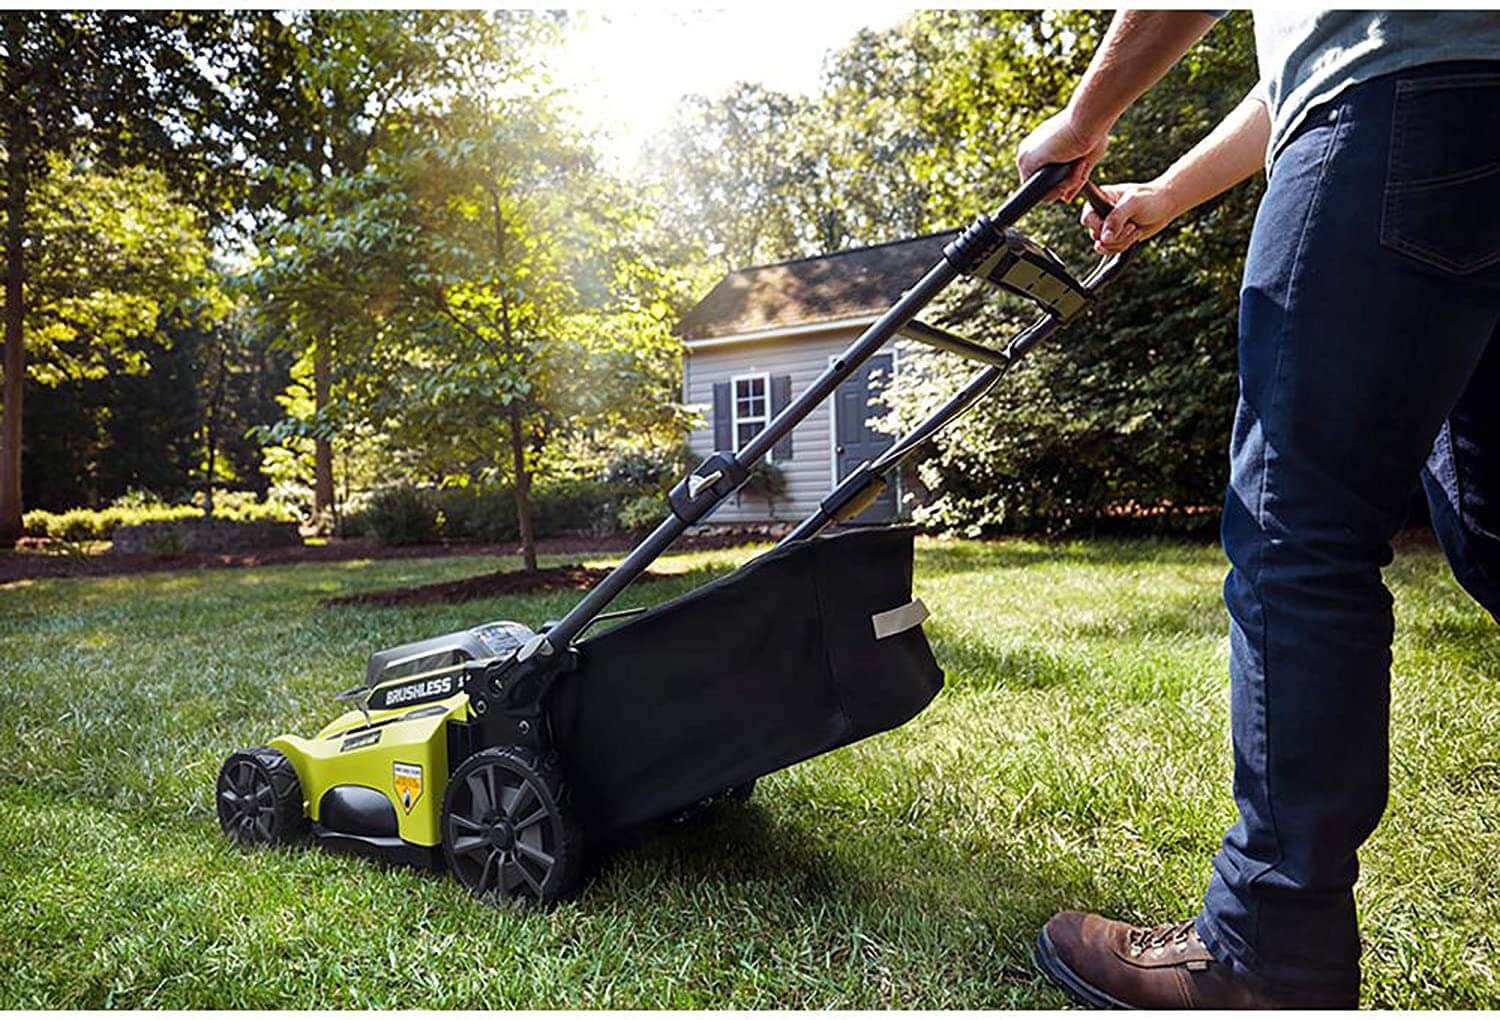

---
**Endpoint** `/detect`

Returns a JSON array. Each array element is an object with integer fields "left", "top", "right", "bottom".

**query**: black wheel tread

[
  {"left": 441, "top": 745, "right": 584, "bottom": 905},
  {"left": 216, "top": 745, "right": 308, "bottom": 846}
]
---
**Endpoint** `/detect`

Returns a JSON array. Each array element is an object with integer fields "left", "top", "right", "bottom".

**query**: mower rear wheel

[
  {"left": 441, "top": 746, "right": 583, "bottom": 905},
  {"left": 216, "top": 746, "right": 307, "bottom": 846}
]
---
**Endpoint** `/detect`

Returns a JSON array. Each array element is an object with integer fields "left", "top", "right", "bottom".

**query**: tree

[
  {"left": 824, "top": 11, "right": 1258, "bottom": 531},
  {"left": 242, "top": 10, "right": 555, "bottom": 524},
  {"left": 24, "top": 155, "right": 212, "bottom": 385},
  {"left": 643, "top": 83, "right": 808, "bottom": 272},
  {"left": 384, "top": 96, "right": 685, "bottom": 571},
  {"left": 0, "top": 11, "right": 245, "bottom": 546},
  {"left": 8, "top": 153, "right": 214, "bottom": 512}
]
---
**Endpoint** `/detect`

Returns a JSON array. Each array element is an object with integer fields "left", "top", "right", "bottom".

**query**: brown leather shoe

[{"left": 1034, "top": 912, "right": 1357, "bottom": 1009}]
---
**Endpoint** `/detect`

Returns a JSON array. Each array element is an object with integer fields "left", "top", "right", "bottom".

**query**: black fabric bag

[{"left": 548, "top": 527, "right": 943, "bottom": 835}]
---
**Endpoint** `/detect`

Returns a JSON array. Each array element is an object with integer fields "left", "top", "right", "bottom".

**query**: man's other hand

[{"left": 1079, "top": 181, "right": 1180, "bottom": 254}]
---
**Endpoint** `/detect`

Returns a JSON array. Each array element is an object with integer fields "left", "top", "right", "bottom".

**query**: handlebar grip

[
  {"left": 1032, "top": 162, "right": 1113, "bottom": 219},
  {"left": 1030, "top": 160, "right": 1076, "bottom": 196},
  {"left": 1081, "top": 180, "right": 1114, "bottom": 219}
]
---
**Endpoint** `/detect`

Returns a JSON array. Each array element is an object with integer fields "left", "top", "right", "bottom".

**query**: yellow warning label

[{"left": 393, "top": 762, "right": 423, "bottom": 815}]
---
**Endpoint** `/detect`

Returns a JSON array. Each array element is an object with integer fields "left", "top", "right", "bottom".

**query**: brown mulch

[{"left": 321, "top": 563, "right": 671, "bottom": 607}]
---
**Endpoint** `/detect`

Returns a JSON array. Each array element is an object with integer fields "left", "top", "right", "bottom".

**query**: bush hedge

[
  {"left": 341, "top": 477, "right": 663, "bottom": 546},
  {"left": 23, "top": 493, "right": 297, "bottom": 542},
  {"left": 362, "top": 485, "right": 441, "bottom": 546}
]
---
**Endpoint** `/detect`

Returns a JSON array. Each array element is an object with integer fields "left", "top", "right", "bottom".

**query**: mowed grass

[{"left": 0, "top": 536, "right": 1495, "bottom": 1008}]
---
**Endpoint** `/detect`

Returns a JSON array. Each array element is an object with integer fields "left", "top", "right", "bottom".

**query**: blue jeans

[{"left": 1195, "top": 62, "right": 1500, "bottom": 995}]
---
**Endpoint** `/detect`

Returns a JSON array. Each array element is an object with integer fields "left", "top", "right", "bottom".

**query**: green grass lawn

[{"left": 1, "top": 537, "right": 1495, "bottom": 1007}]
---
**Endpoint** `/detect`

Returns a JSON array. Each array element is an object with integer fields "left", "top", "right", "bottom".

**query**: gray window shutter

[
  {"left": 712, "top": 382, "right": 732, "bottom": 451},
  {"left": 771, "top": 374, "right": 793, "bottom": 461}
]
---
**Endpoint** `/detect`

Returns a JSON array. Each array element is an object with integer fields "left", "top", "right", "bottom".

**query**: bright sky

[{"left": 549, "top": 7, "right": 915, "bottom": 172}]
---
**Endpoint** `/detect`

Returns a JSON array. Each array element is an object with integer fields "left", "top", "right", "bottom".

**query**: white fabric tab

[{"left": 871, "top": 598, "right": 930, "bottom": 640}]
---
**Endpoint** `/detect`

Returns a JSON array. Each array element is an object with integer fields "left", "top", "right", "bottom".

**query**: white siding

[{"left": 684, "top": 329, "right": 862, "bottom": 523}]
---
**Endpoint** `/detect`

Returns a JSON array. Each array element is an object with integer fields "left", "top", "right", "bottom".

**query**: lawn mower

[{"left": 216, "top": 161, "right": 1135, "bottom": 904}]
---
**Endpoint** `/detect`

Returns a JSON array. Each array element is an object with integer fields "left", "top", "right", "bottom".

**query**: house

[{"left": 678, "top": 230, "right": 957, "bottom": 524}]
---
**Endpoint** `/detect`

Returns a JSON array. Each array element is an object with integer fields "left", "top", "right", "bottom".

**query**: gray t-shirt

[{"left": 1251, "top": 10, "right": 1500, "bottom": 167}]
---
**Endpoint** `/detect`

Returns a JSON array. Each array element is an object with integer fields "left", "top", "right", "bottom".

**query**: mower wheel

[
  {"left": 216, "top": 746, "right": 307, "bottom": 846},
  {"left": 441, "top": 746, "right": 583, "bottom": 906}
]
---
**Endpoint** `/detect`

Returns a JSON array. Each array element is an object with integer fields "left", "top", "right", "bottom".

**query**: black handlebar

[
  {"left": 1020, "top": 161, "right": 1137, "bottom": 290},
  {"left": 1030, "top": 159, "right": 1115, "bottom": 219}
]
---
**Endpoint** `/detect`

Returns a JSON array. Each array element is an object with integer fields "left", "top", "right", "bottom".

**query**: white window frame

[{"left": 730, "top": 370, "right": 774, "bottom": 462}]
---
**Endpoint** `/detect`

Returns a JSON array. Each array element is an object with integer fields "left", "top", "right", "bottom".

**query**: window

[{"left": 732, "top": 373, "right": 770, "bottom": 456}]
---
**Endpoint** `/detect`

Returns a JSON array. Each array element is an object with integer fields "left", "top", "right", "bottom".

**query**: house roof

[{"left": 676, "top": 230, "right": 959, "bottom": 341}]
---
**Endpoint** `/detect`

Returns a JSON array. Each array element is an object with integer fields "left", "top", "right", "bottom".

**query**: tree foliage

[
  {"left": 26, "top": 154, "right": 214, "bottom": 386},
  {"left": 246, "top": 18, "right": 691, "bottom": 566},
  {"left": 1, "top": 11, "right": 251, "bottom": 543}
]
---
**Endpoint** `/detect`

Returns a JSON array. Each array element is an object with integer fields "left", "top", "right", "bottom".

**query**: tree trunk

[
  {"left": 0, "top": 17, "right": 28, "bottom": 549},
  {"left": 203, "top": 339, "right": 227, "bottom": 518},
  {"left": 488, "top": 183, "right": 536, "bottom": 572},
  {"left": 509, "top": 400, "right": 537, "bottom": 573},
  {"left": 312, "top": 334, "right": 334, "bottom": 521}
]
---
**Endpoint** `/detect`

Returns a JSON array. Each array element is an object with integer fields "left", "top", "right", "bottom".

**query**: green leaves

[{"left": 25, "top": 154, "right": 214, "bottom": 387}]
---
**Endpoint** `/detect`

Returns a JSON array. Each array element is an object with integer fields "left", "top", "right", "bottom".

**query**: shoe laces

[{"left": 1128, "top": 919, "right": 1198, "bottom": 955}]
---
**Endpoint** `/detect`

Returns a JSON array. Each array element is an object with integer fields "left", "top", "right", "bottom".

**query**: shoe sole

[{"left": 1034, "top": 928, "right": 1135, "bottom": 1010}]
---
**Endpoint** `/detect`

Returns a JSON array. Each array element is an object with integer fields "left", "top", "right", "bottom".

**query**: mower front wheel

[
  {"left": 216, "top": 746, "right": 307, "bottom": 847},
  {"left": 441, "top": 746, "right": 583, "bottom": 906}
]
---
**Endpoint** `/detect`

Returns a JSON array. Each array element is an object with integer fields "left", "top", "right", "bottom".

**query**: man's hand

[
  {"left": 1079, "top": 94, "right": 1272, "bottom": 254},
  {"left": 1015, "top": 109, "right": 1109, "bottom": 203},
  {"left": 1012, "top": 11, "right": 1217, "bottom": 200},
  {"left": 1079, "top": 181, "right": 1180, "bottom": 254}
]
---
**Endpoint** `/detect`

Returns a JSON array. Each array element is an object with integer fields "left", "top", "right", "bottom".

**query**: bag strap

[{"left": 871, "top": 598, "right": 930, "bottom": 640}]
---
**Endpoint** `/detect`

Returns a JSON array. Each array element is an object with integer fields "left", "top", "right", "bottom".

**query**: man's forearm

[
  {"left": 1066, "top": 11, "right": 1220, "bottom": 139},
  {"left": 1156, "top": 93, "right": 1270, "bottom": 219}
]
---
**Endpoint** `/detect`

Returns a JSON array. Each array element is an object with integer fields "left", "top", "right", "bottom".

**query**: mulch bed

[
  {"left": 0, "top": 538, "right": 536, "bottom": 583},
  {"left": 1, "top": 526, "right": 784, "bottom": 584},
  {"left": 321, "top": 563, "right": 669, "bottom": 607}
]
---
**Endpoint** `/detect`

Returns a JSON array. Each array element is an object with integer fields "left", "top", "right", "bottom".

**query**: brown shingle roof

[{"left": 676, "top": 230, "right": 959, "bottom": 341}]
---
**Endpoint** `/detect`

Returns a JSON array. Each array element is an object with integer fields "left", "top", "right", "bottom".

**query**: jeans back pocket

[{"left": 1381, "top": 70, "right": 1500, "bottom": 275}]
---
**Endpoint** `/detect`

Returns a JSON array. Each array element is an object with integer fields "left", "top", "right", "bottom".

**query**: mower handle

[
  {"left": 1033, "top": 162, "right": 1138, "bottom": 288},
  {"left": 1080, "top": 180, "right": 1114, "bottom": 219},
  {"left": 1026, "top": 160, "right": 1116, "bottom": 220},
  {"left": 547, "top": 159, "right": 1134, "bottom": 649}
]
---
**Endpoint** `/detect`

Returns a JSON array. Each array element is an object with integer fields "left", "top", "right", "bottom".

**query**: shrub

[
  {"left": 363, "top": 485, "right": 441, "bottom": 546},
  {"left": 530, "top": 478, "right": 629, "bottom": 538},
  {"left": 433, "top": 486, "right": 518, "bottom": 543},
  {"left": 23, "top": 491, "right": 299, "bottom": 542},
  {"left": 333, "top": 505, "right": 371, "bottom": 540},
  {"left": 617, "top": 493, "right": 666, "bottom": 533},
  {"left": 196, "top": 490, "right": 299, "bottom": 523},
  {"left": 602, "top": 445, "right": 693, "bottom": 488},
  {"left": 111, "top": 487, "right": 165, "bottom": 510},
  {"left": 431, "top": 478, "right": 650, "bottom": 542},
  {"left": 23, "top": 505, "right": 198, "bottom": 542},
  {"left": 741, "top": 461, "right": 788, "bottom": 519}
]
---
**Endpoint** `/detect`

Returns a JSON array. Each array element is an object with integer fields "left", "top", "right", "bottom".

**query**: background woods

[{"left": 5, "top": 10, "right": 1260, "bottom": 552}]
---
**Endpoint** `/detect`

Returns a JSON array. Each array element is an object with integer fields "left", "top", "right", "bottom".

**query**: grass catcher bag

[{"left": 549, "top": 527, "right": 943, "bottom": 835}]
